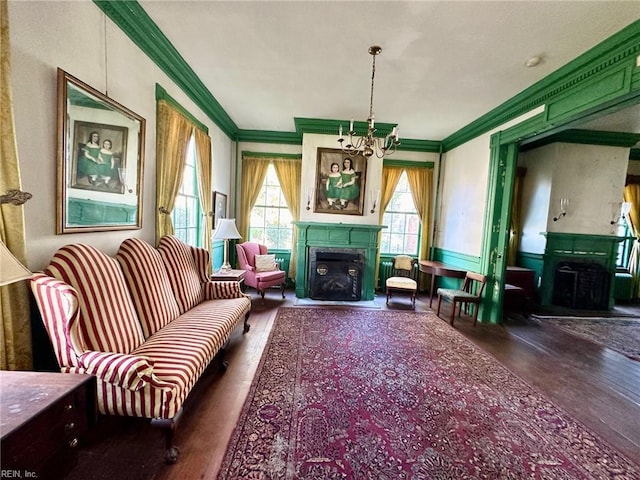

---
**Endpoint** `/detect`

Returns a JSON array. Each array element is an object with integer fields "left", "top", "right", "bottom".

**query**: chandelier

[{"left": 338, "top": 45, "right": 400, "bottom": 159}]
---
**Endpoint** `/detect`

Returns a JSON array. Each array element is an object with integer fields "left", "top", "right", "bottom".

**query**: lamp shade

[
  {"left": 0, "top": 241, "right": 33, "bottom": 287},
  {"left": 212, "top": 218, "right": 242, "bottom": 240}
]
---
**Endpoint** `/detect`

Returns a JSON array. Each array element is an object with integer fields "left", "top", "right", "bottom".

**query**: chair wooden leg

[
  {"left": 281, "top": 282, "right": 286, "bottom": 299},
  {"left": 450, "top": 301, "right": 456, "bottom": 325},
  {"left": 473, "top": 304, "right": 480, "bottom": 326},
  {"left": 436, "top": 295, "right": 442, "bottom": 317}
]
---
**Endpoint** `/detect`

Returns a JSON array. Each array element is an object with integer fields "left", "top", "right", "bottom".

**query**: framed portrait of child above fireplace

[{"left": 314, "top": 148, "right": 367, "bottom": 215}]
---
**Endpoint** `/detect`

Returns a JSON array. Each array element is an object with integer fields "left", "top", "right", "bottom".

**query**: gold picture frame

[
  {"left": 56, "top": 68, "right": 145, "bottom": 233},
  {"left": 314, "top": 148, "right": 366, "bottom": 215}
]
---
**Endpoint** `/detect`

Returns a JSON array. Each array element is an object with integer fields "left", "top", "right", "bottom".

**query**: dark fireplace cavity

[
  {"left": 552, "top": 261, "right": 610, "bottom": 310},
  {"left": 309, "top": 249, "right": 363, "bottom": 301}
]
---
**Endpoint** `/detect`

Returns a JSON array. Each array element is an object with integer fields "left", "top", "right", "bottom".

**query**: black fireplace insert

[
  {"left": 552, "top": 261, "right": 610, "bottom": 310},
  {"left": 309, "top": 250, "right": 363, "bottom": 301}
]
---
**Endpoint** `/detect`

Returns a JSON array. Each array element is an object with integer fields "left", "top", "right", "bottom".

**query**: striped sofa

[{"left": 30, "top": 235, "right": 251, "bottom": 463}]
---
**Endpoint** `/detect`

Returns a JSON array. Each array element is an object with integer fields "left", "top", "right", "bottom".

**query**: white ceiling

[{"left": 138, "top": 1, "right": 640, "bottom": 140}]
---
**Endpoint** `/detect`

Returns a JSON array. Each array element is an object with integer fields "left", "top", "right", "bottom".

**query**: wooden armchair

[
  {"left": 385, "top": 255, "right": 418, "bottom": 309},
  {"left": 436, "top": 271, "right": 487, "bottom": 326},
  {"left": 235, "top": 242, "right": 286, "bottom": 300}
]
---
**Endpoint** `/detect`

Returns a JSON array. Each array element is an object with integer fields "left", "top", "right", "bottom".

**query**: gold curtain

[
  {"left": 273, "top": 158, "right": 302, "bottom": 280},
  {"left": 375, "top": 166, "right": 404, "bottom": 287},
  {"left": 507, "top": 167, "right": 526, "bottom": 265},
  {"left": 155, "top": 100, "right": 193, "bottom": 242},
  {"left": 194, "top": 128, "right": 212, "bottom": 258},
  {"left": 379, "top": 166, "right": 404, "bottom": 216},
  {"left": 237, "top": 156, "right": 270, "bottom": 239},
  {"left": 406, "top": 167, "right": 433, "bottom": 263},
  {"left": 1, "top": 0, "right": 32, "bottom": 370},
  {"left": 623, "top": 183, "right": 640, "bottom": 299}
]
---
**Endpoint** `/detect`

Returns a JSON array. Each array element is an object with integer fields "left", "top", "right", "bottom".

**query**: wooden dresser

[{"left": 0, "top": 371, "right": 96, "bottom": 479}]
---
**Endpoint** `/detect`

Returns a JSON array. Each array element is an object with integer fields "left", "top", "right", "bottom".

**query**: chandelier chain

[{"left": 337, "top": 45, "right": 399, "bottom": 159}]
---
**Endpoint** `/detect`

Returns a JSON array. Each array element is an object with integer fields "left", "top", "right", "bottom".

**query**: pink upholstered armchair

[{"left": 236, "top": 242, "right": 286, "bottom": 300}]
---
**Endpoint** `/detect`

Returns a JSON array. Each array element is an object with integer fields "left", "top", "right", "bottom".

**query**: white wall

[
  {"left": 518, "top": 143, "right": 629, "bottom": 254},
  {"left": 436, "top": 135, "right": 490, "bottom": 256},
  {"left": 437, "top": 107, "right": 545, "bottom": 257},
  {"left": 9, "top": 1, "right": 234, "bottom": 269}
]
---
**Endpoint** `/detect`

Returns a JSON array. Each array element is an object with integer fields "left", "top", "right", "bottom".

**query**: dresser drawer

[{"left": 1, "top": 372, "right": 96, "bottom": 478}]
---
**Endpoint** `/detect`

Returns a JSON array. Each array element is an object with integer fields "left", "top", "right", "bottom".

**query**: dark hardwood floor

[{"left": 65, "top": 290, "right": 640, "bottom": 480}]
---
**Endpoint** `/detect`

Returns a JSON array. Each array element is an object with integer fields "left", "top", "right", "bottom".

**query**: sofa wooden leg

[
  {"left": 243, "top": 313, "right": 251, "bottom": 333},
  {"left": 151, "top": 410, "right": 182, "bottom": 464}
]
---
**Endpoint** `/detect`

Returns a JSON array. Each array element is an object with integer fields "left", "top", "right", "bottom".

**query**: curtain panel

[
  {"left": 1, "top": 0, "right": 32, "bottom": 370},
  {"left": 155, "top": 100, "right": 197, "bottom": 242},
  {"left": 194, "top": 128, "right": 212, "bottom": 257},
  {"left": 272, "top": 158, "right": 302, "bottom": 280}
]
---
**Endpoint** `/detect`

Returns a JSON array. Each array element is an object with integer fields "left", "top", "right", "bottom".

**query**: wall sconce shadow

[
  {"left": 553, "top": 197, "right": 569, "bottom": 222},
  {"left": 369, "top": 189, "right": 380, "bottom": 214},
  {"left": 610, "top": 201, "right": 631, "bottom": 226}
]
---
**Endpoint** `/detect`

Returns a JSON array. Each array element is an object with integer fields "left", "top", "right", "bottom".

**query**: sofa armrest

[
  {"left": 79, "top": 351, "right": 173, "bottom": 391},
  {"left": 204, "top": 280, "right": 251, "bottom": 300}
]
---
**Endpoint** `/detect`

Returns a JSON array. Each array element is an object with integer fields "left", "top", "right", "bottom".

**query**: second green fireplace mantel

[{"left": 293, "top": 222, "right": 385, "bottom": 300}]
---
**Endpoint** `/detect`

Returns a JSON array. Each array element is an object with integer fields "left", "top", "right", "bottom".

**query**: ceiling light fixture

[
  {"left": 338, "top": 45, "right": 400, "bottom": 159},
  {"left": 525, "top": 55, "right": 543, "bottom": 68}
]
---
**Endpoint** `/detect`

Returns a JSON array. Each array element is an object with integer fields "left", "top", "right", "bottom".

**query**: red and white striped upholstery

[
  {"left": 116, "top": 238, "right": 180, "bottom": 338},
  {"left": 30, "top": 237, "right": 252, "bottom": 420},
  {"left": 30, "top": 273, "right": 81, "bottom": 368},
  {"left": 43, "top": 244, "right": 144, "bottom": 354},
  {"left": 158, "top": 235, "right": 204, "bottom": 314}
]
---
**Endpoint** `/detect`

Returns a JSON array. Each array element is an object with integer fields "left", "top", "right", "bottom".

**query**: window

[
  {"left": 249, "top": 164, "right": 293, "bottom": 249},
  {"left": 615, "top": 219, "right": 633, "bottom": 269},
  {"left": 172, "top": 135, "right": 203, "bottom": 246},
  {"left": 380, "top": 171, "right": 421, "bottom": 255}
]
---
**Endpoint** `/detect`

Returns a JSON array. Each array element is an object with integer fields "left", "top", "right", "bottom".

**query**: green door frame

[{"left": 481, "top": 92, "right": 640, "bottom": 323}]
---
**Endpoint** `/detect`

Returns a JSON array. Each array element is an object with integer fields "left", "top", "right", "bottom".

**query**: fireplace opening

[
  {"left": 552, "top": 261, "right": 610, "bottom": 310},
  {"left": 309, "top": 250, "right": 363, "bottom": 301}
]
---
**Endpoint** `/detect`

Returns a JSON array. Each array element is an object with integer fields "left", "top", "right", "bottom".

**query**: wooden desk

[
  {"left": 1, "top": 371, "right": 96, "bottom": 479},
  {"left": 418, "top": 260, "right": 467, "bottom": 307}
]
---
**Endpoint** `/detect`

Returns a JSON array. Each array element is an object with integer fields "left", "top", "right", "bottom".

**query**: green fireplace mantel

[{"left": 293, "top": 222, "right": 385, "bottom": 300}]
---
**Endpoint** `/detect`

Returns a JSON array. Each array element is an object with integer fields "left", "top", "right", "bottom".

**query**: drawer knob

[
  {"left": 65, "top": 422, "right": 76, "bottom": 432},
  {"left": 64, "top": 403, "right": 74, "bottom": 412},
  {"left": 68, "top": 438, "right": 79, "bottom": 448}
]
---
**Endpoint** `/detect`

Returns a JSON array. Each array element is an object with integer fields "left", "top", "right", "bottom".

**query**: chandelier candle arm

[{"left": 338, "top": 45, "right": 400, "bottom": 159}]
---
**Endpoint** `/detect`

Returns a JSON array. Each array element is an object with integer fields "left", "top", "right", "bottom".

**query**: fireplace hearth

[{"left": 309, "top": 250, "right": 363, "bottom": 301}]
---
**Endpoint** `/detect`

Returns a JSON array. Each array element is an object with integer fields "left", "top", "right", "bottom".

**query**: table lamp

[
  {"left": 0, "top": 240, "right": 33, "bottom": 286},
  {"left": 212, "top": 219, "right": 242, "bottom": 271}
]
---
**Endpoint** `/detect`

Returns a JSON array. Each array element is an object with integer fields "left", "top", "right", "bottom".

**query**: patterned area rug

[
  {"left": 531, "top": 315, "right": 640, "bottom": 361},
  {"left": 218, "top": 308, "right": 639, "bottom": 479}
]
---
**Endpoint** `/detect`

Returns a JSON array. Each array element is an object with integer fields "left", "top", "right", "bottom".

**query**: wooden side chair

[
  {"left": 436, "top": 271, "right": 487, "bottom": 326},
  {"left": 385, "top": 255, "right": 418, "bottom": 309}
]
